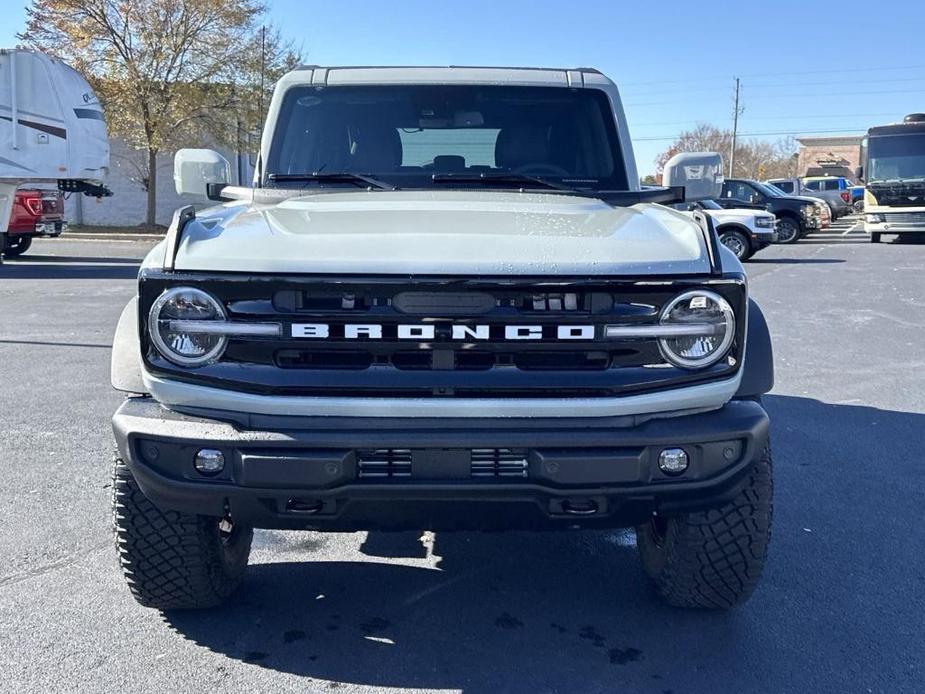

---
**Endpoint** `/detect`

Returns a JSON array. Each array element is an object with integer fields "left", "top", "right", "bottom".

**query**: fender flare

[
  {"left": 111, "top": 297, "right": 148, "bottom": 394},
  {"left": 736, "top": 298, "right": 774, "bottom": 398}
]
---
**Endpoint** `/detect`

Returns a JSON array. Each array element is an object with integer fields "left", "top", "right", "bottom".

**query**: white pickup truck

[
  {"left": 677, "top": 199, "right": 777, "bottom": 260},
  {"left": 110, "top": 66, "right": 774, "bottom": 611}
]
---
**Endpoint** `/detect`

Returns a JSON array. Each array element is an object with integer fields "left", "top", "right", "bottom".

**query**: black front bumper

[{"left": 112, "top": 397, "right": 769, "bottom": 531}]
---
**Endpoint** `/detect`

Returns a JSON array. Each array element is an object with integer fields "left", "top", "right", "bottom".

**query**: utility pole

[
  {"left": 729, "top": 77, "right": 741, "bottom": 178},
  {"left": 258, "top": 26, "right": 266, "bottom": 125}
]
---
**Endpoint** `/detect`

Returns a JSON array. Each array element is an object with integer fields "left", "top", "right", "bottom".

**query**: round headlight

[
  {"left": 658, "top": 290, "right": 736, "bottom": 369},
  {"left": 148, "top": 287, "right": 227, "bottom": 366}
]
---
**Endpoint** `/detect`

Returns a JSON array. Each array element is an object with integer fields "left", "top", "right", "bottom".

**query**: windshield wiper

[
  {"left": 431, "top": 172, "right": 573, "bottom": 191},
  {"left": 267, "top": 172, "right": 396, "bottom": 190}
]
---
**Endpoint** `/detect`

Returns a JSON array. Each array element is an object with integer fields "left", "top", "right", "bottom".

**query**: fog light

[
  {"left": 658, "top": 448, "right": 689, "bottom": 475},
  {"left": 194, "top": 448, "right": 225, "bottom": 475}
]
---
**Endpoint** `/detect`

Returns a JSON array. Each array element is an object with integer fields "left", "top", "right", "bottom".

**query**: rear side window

[
  {"left": 804, "top": 180, "right": 820, "bottom": 191},
  {"left": 775, "top": 181, "right": 794, "bottom": 193},
  {"left": 822, "top": 179, "right": 841, "bottom": 191}
]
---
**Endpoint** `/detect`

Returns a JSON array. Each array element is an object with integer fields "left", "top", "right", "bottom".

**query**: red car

[{"left": 4, "top": 188, "right": 67, "bottom": 257}]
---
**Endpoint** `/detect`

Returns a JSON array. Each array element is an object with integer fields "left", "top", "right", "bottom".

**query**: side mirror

[
  {"left": 749, "top": 194, "right": 760, "bottom": 204},
  {"left": 174, "top": 149, "right": 230, "bottom": 200},
  {"left": 662, "top": 152, "right": 724, "bottom": 201}
]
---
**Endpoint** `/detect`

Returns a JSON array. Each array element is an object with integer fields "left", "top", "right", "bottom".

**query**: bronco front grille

[{"left": 139, "top": 273, "right": 747, "bottom": 399}]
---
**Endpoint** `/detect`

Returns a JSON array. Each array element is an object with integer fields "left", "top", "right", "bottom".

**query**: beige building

[{"left": 796, "top": 135, "right": 864, "bottom": 178}]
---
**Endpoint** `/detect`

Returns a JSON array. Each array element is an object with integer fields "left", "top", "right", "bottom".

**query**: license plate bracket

[{"left": 411, "top": 449, "right": 472, "bottom": 480}]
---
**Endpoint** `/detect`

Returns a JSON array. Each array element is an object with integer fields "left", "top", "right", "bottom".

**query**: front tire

[
  {"left": 870, "top": 232, "right": 881, "bottom": 244},
  {"left": 3, "top": 235, "right": 33, "bottom": 257},
  {"left": 775, "top": 218, "right": 800, "bottom": 244},
  {"left": 719, "top": 229, "right": 750, "bottom": 261},
  {"left": 636, "top": 444, "right": 773, "bottom": 609},
  {"left": 112, "top": 457, "right": 252, "bottom": 610}
]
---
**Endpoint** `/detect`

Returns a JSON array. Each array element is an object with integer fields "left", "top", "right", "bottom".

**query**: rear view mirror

[
  {"left": 662, "top": 152, "right": 724, "bottom": 201},
  {"left": 174, "top": 149, "right": 230, "bottom": 200}
]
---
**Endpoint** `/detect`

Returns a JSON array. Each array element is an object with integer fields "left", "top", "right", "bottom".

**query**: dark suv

[{"left": 719, "top": 178, "right": 821, "bottom": 243}]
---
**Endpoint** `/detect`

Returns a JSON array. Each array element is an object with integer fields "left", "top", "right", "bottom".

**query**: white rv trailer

[{"left": 0, "top": 49, "right": 110, "bottom": 257}]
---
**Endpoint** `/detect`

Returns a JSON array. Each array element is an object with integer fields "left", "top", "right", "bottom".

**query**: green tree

[{"left": 20, "top": 0, "right": 298, "bottom": 226}]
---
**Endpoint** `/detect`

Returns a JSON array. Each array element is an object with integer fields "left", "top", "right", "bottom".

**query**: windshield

[
  {"left": 265, "top": 85, "right": 628, "bottom": 191},
  {"left": 868, "top": 132, "right": 925, "bottom": 182},
  {"left": 753, "top": 182, "right": 783, "bottom": 197}
]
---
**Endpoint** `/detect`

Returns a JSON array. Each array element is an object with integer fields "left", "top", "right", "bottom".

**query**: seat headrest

[
  {"left": 350, "top": 123, "right": 402, "bottom": 171},
  {"left": 495, "top": 126, "right": 551, "bottom": 170}
]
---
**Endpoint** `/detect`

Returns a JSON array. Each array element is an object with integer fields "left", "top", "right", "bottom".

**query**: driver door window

[{"left": 723, "top": 181, "right": 759, "bottom": 203}]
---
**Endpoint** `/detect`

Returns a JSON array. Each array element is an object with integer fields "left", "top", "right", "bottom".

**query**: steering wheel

[{"left": 512, "top": 163, "right": 571, "bottom": 177}]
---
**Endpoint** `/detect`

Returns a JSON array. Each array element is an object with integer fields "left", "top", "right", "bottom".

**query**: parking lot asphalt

[{"left": 0, "top": 223, "right": 923, "bottom": 693}]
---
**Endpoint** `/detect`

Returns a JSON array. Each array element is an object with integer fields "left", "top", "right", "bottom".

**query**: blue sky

[{"left": 3, "top": 0, "right": 923, "bottom": 174}]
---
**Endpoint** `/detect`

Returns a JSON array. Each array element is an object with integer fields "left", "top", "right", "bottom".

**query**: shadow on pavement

[
  {"left": 161, "top": 395, "right": 924, "bottom": 692},
  {"left": 0, "top": 255, "right": 140, "bottom": 280},
  {"left": 748, "top": 257, "right": 845, "bottom": 264}
]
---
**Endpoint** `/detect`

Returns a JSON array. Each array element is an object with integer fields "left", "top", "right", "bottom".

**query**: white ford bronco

[{"left": 110, "top": 66, "right": 774, "bottom": 610}]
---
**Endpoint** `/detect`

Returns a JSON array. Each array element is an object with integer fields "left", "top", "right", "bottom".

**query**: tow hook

[
  {"left": 561, "top": 498, "right": 599, "bottom": 516},
  {"left": 286, "top": 498, "right": 324, "bottom": 514}
]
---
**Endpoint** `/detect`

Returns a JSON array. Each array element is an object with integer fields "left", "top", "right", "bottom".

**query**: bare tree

[
  {"left": 655, "top": 123, "right": 798, "bottom": 181},
  {"left": 20, "top": 0, "right": 296, "bottom": 226}
]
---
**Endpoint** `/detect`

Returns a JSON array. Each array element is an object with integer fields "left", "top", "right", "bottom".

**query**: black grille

[
  {"left": 356, "top": 449, "right": 412, "bottom": 479},
  {"left": 140, "top": 272, "right": 746, "bottom": 399},
  {"left": 470, "top": 449, "right": 529, "bottom": 478},
  {"left": 355, "top": 448, "right": 528, "bottom": 480}
]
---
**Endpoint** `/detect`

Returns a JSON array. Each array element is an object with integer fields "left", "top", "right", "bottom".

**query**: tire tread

[
  {"left": 636, "top": 445, "right": 773, "bottom": 609},
  {"left": 111, "top": 457, "right": 251, "bottom": 610}
]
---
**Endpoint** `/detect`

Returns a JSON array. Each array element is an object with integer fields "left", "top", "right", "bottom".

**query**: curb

[{"left": 58, "top": 233, "right": 165, "bottom": 241}]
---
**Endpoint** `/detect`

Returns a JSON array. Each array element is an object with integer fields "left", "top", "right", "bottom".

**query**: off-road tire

[
  {"left": 112, "top": 457, "right": 253, "bottom": 610},
  {"left": 775, "top": 218, "right": 800, "bottom": 244},
  {"left": 635, "top": 444, "right": 773, "bottom": 609},
  {"left": 3, "top": 235, "right": 32, "bottom": 256},
  {"left": 870, "top": 232, "right": 881, "bottom": 244}
]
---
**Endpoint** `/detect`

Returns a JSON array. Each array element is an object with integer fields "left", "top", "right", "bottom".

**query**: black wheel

[
  {"left": 719, "top": 229, "right": 750, "bottom": 261},
  {"left": 636, "top": 444, "right": 773, "bottom": 609},
  {"left": 112, "top": 457, "right": 252, "bottom": 610},
  {"left": 853, "top": 200, "right": 864, "bottom": 214},
  {"left": 828, "top": 204, "right": 837, "bottom": 221},
  {"left": 3, "top": 235, "right": 33, "bottom": 257},
  {"left": 870, "top": 232, "right": 881, "bottom": 244},
  {"left": 775, "top": 218, "right": 800, "bottom": 244}
]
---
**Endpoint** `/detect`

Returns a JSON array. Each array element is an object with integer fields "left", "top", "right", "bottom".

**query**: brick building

[{"left": 795, "top": 135, "right": 864, "bottom": 179}]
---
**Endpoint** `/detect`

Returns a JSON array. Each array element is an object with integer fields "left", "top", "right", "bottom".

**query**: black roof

[{"left": 869, "top": 121, "right": 925, "bottom": 137}]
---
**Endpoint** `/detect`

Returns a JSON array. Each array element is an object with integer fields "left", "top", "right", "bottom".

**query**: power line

[
  {"left": 625, "top": 87, "right": 925, "bottom": 107},
  {"left": 636, "top": 127, "right": 866, "bottom": 142},
  {"left": 633, "top": 113, "right": 899, "bottom": 127},
  {"left": 619, "top": 63, "right": 925, "bottom": 87},
  {"left": 621, "top": 75, "right": 925, "bottom": 95}
]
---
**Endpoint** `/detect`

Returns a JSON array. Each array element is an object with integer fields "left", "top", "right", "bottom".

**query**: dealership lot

[{"left": 0, "top": 233, "right": 922, "bottom": 693}]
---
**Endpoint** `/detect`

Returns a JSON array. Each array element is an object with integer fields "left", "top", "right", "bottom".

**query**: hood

[
  {"left": 173, "top": 190, "right": 711, "bottom": 276},
  {"left": 704, "top": 208, "right": 771, "bottom": 224},
  {"left": 784, "top": 195, "right": 821, "bottom": 206}
]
